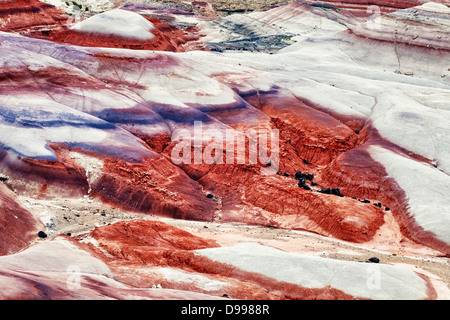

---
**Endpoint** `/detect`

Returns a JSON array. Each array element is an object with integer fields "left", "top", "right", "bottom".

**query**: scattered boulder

[
  {"left": 299, "top": 183, "right": 311, "bottom": 191},
  {"left": 38, "top": 231, "right": 47, "bottom": 239},
  {"left": 319, "top": 188, "right": 331, "bottom": 194},
  {"left": 302, "top": 173, "right": 314, "bottom": 181},
  {"left": 318, "top": 187, "right": 343, "bottom": 197},
  {"left": 294, "top": 171, "right": 314, "bottom": 181},
  {"left": 297, "top": 177, "right": 311, "bottom": 191},
  {"left": 368, "top": 257, "right": 380, "bottom": 263},
  {"left": 206, "top": 193, "right": 214, "bottom": 199}
]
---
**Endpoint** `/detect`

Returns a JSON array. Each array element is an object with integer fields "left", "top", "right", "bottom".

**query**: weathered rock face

[
  {"left": 72, "top": 219, "right": 437, "bottom": 300},
  {"left": 0, "top": 0, "right": 449, "bottom": 300},
  {"left": 347, "top": 1, "right": 450, "bottom": 50},
  {"left": 0, "top": 234, "right": 223, "bottom": 299},
  {"left": 89, "top": 156, "right": 217, "bottom": 221},
  {"left": 0, "top": 2, "right": 206, "bottom": 52},
  {"left": 0, "top": 34, "right": 217, "bottom": 221},
  {"left": 0, "top": 0, "right": 68, "bottom": 34},
  {"left": 302, "top": 0, "right": 450, "bottom": 17},
  {"left": 198, "top": 167, "right": 387, "bottom": 243},
  {"left": 0, "top": 183, "right": 44, "bottom": 255},
  {"left": 0, "top": 219, "right": 439, "bottom": 300},
  {"left": 1, "top": 0, "right": 449, "bottom": 250},
  {"left": 49, "top": 9, "right": 206, "bottom": 52}
]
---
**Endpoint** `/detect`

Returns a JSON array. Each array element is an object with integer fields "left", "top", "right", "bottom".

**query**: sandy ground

[{"left": 20, "top": 195, "right": 450, "bottom": 300}]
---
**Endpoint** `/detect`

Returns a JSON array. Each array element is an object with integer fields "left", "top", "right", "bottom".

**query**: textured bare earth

[
  {"left": 19, "top": 196, "right": 450, "bottom": 299},
  {"left": 0, "top": 0, "right": 449, "bottom": 300}
]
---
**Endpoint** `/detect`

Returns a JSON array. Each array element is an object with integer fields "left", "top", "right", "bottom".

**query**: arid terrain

[{"left": 0, "top": 0, "right": 449, "bottom": 300}]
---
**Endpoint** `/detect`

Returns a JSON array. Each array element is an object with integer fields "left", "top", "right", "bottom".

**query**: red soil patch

[
  {"left": 82, "top": 219, "right": 358, "bottom": 299},
  {"left": 0, "top": 0, "right": 68, "bottom": 34},
  {"left": 49, "top": 16, "right": 207, "bottom": 52},
  {"left": 89, "top": 155, "right": 216, "bottom": 221},
  {"left": 0, "top": 183, "right": 44, "bottom": 255}
]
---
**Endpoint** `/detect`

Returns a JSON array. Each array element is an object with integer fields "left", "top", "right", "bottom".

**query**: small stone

[
  {"left": 331, "top": 188, "right": 343, "bottom": 197},
  {"left": 368, "top": 257, "right": 380, "bottom": 263},
  {"left": 302, "top": 172, "right": 314, "bottom": 181},
  {"left": 38, "top": 231, "right": 47, "bottom": 238}
]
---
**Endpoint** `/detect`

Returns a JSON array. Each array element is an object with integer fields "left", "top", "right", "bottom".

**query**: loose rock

[{"left": 38, "top": 231, "right": 47, "bottom": 238}]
